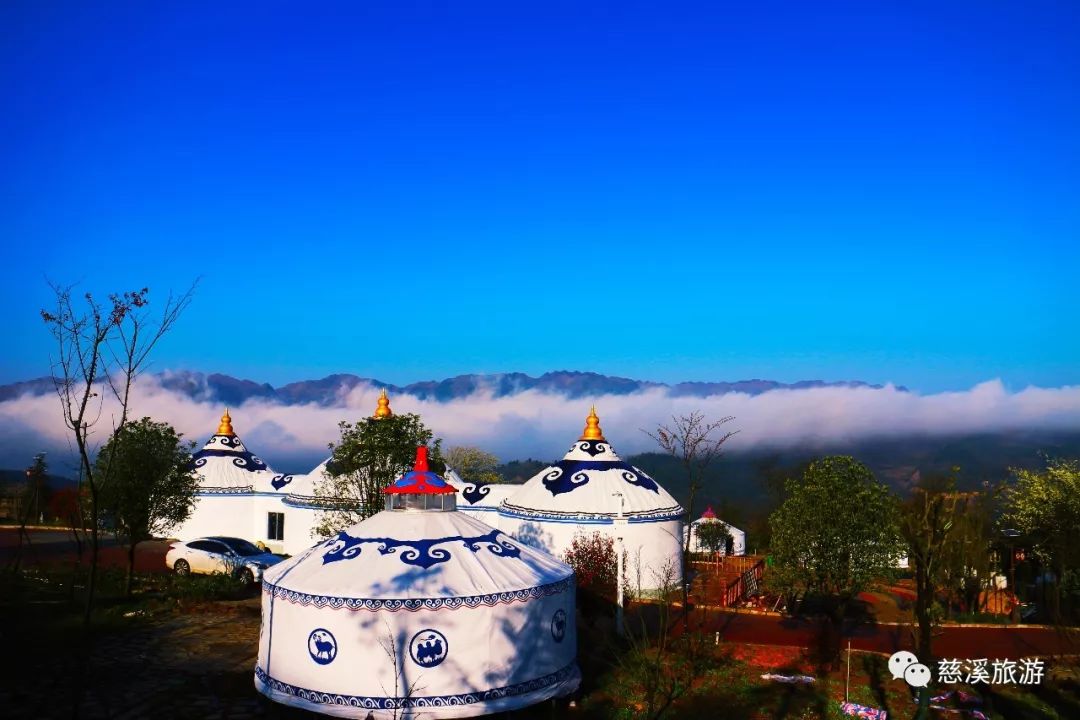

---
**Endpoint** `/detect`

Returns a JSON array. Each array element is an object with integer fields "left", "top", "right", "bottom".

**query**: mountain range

[{"left": 0, "top": 370, "right": 901, "bottom": 407}]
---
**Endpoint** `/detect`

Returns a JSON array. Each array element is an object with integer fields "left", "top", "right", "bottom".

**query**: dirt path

[{"left": 0, "top": 600, "right": 275, "bottom": 719}]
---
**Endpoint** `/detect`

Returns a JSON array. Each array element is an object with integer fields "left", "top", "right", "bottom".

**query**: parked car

[{"left": 166, "top": 536, "right": 284, "bottom": 585}]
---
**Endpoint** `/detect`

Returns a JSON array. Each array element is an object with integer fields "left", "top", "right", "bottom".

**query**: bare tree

[
  {"left": 40, "top": 281, "right": 195, "bottom": 624},
  {"left": 377, "top": 621, "right": 428, "bottom": 720},
  {"left": 645, "top": 411, "right": 737, "bottom": 614}
]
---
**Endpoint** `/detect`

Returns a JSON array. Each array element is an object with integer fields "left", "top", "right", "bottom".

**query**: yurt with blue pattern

[
  {"left": 498, "top": 408, "right": 685, "bottom": 593},
  {"left": 167, "top": 409, "right": 329, "bottom": 555},
  {"left": 255, "top": 446, "right": 580, "bottom": 718}
]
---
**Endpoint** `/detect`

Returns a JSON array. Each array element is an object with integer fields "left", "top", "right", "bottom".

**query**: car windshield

[{"left": 217, "top": 538, "right": 264, "bottom": 556}]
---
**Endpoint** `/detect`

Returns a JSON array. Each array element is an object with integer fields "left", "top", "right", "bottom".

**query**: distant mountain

[{"left": 0, "top": 370, "right": 900, "bottom": 407}]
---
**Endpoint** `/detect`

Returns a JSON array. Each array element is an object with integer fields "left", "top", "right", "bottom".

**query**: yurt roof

[
  {"left": 190, "top": 409, "right": 278, "bottom": 492},
  {"left": 690, "top": 512, "right": 744, "bottom": 535},
  {"left": 444, "top": 467, "right": 520, "bottom": 509},
  {"left": 499, "top": 408, "right": 684, "bottom": 522},
  {"left": 263, "top": 459, "right": 573, "bottom": 606},
  {"left": 275, "top": 456, "right": 331, "bottom": 503}
]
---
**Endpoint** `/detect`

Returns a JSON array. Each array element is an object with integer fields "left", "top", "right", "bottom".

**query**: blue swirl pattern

[
  {"left": 321, "top": 528, "right": 522, "bottom": 569},
  {"left": 191, "top": 449, "right": 269, "bottom": 473},
  {"left": 461, "top": 483, "right": 492, "bottom": 505},
  {"left": 541, "top": 460, "right": 661, "bottom": 496}
]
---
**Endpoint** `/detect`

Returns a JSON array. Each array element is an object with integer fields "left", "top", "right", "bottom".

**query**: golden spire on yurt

[
  {"left": 217, "top": 408, "right": 235, "bottom": 436},
  {"left": 373, "top": 388, "right": 393, "bottom": 419},
  {"left": 579, "top": 405, "right": 605, "bottom": 441}
]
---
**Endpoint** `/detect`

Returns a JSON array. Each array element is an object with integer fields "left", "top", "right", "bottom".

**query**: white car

[{"left": 166, "top": 536, "right": 284, "bottom": 585}]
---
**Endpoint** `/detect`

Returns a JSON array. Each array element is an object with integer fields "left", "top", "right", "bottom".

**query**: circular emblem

[
  {"left": 409, "top": 629, "right": 448, "bottom": 668},
  {"left": 551, "top": 609, "right": 567, "bottom": 643},
  {"left": 308, "top": 628, "right": 337, "bottom": 665}
]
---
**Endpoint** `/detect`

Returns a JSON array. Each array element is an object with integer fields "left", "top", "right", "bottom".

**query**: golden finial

[
  {"left": 217, "top": 408, "right": 235, "bottom": 436},
  {"left": 373, "top": 388, "right": 393, "bottom": 419},
  {"left": 580, "top": 405, "right": 605, "bottom": 441}
]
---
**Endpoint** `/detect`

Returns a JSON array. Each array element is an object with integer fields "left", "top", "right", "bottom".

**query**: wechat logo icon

[{"left": 889, "top": 651, "right": 931, "bottom": 688}]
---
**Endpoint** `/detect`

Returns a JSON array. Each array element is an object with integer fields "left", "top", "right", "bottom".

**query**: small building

[
  {"left": 256, "top": 447, "right": 579, "bottom": 718},
  {"left": 498, "top": 408, "right": 685, "bottom": 593},
  {"left": 686, "top": 506, "right": 746, "bottom": 556}
]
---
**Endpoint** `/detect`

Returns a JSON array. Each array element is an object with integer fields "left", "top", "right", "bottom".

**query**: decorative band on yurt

[
  {"left": 262, "top": 576, "right": 574, "bottom": 612},
  {"left": 255, "top": 662, "right": 579, "bottom": 710}
]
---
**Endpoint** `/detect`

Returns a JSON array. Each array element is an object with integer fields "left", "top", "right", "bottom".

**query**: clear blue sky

[{"left": 2, "top": 2, "right": 1078, "bottom": 392}]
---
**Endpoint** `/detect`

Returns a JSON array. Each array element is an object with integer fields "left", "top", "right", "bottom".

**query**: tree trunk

[
  {"left": 126, "top": 540, "right": 137, "bottom": 597},
  {"left": 84, "top": 483, "right": 99, "bottom": 626},
  {"left": 912, "top": 562, "right": 934, "bottom": 720},
  {"left": 681, "top": 483, "right": 696, "bottom": 629},
  {"left": 9, "top": 482, "right": 37, "bottom": 572}
]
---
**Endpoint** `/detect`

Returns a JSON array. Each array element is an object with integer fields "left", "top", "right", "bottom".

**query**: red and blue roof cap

[{"left": 383, "top": 446, "right": 457, "bottom": 495}]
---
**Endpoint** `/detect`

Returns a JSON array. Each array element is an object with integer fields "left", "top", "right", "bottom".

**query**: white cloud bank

[{"left": 2, "top": 376, "right": 1079, "bottom": 472}]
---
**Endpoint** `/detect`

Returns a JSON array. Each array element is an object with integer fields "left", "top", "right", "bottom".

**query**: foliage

[
  {"left": 496, "top": 458, "right": 547, "bottom": 484},
  {"left": 898, "top": 468, "right": 969, "bottom": 719},
  {"left": 40, "top": 280, "right": 195, "bottom": 622},
  {"left": 315, "top": 412, "right": 444, "bottom": 535},
  {"left": 938, "top": 482, "right": 1000, "bottom": 616},
  {"left": 96, "top": 417, "right": 197, "bottom": 593},
  {"left": 694, "top": 520, "right": 732, "bottom": 555},
  {"left": 1003, "top": 457, "right": 1080, "bottom": 571},
  {"left": 768, "top": 456, "right": 904, "bottom": 611},
  {"left": 444, "top": 445, "right": 501, "bottom": 485},
  {"left": 1002, "top": 457, "right": 1080, "bottom": 619},
  {"left": 565, "top": 531, "right": 620, "bottom": 600},
  {"left": 158, "top": 571, "right": 250, "bottom": 603},
  {"left": 96, "top": 417, "right": 197, "bottom": 540}
]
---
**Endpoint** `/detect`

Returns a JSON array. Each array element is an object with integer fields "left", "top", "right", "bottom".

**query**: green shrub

[{"left": 161, "top": 572, "right": 249, "bottom": 602}]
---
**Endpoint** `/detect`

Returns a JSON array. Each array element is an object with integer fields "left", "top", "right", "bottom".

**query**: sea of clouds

[{"left": 2, "top": 375, "right": 1080, "bottom": 474}]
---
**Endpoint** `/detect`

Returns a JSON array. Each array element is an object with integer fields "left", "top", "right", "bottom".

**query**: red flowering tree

[{"left": 564, "top": 531, "right": 619, "bottom": 602}]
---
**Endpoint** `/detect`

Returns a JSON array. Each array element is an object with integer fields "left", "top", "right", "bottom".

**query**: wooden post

[{"left": 845, "top": 640, "right": 852, "bottom": 702}]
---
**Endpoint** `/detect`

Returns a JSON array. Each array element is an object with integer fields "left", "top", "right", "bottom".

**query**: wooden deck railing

[
  {"left": 721, "top": 557, "right": 766, "bottom": 607},
  {"left": 689, "top": 554, "right": 762, "bottom": 575}
]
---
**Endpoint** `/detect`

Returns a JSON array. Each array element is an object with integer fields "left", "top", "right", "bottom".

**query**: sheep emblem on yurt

[
  {"left": 498, "top": 408, "right": 685, "bottom": 593},
  {"left": 255, "top": 446, "right": 580, "bottom": 718}
]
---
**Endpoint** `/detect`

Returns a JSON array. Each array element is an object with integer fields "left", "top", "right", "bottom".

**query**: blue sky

[{"left": 2, "top": 1, "right": 1078, "bottom": 392}]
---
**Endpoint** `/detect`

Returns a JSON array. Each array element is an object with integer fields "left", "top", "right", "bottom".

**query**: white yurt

[
  {"left": 169, "top": 409, "right": 283, "bottom": 544},
  {"left": 443, "top": 467, "right": 519, "bottom": 519},
  {"left": 686, "top": 506, "right": 746, "bottom": 556},
  {"left": 277, "top": 456, "right": 333, "bottom": 555},
  {"left": 169, "top": 409, "right": 331, "bottom": 555},
  {"left": 256, "top": 446, "right": 580, "bottom": 718},
  {"left": 498, "top": 408, "right": 685, "bottom": 594}
]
